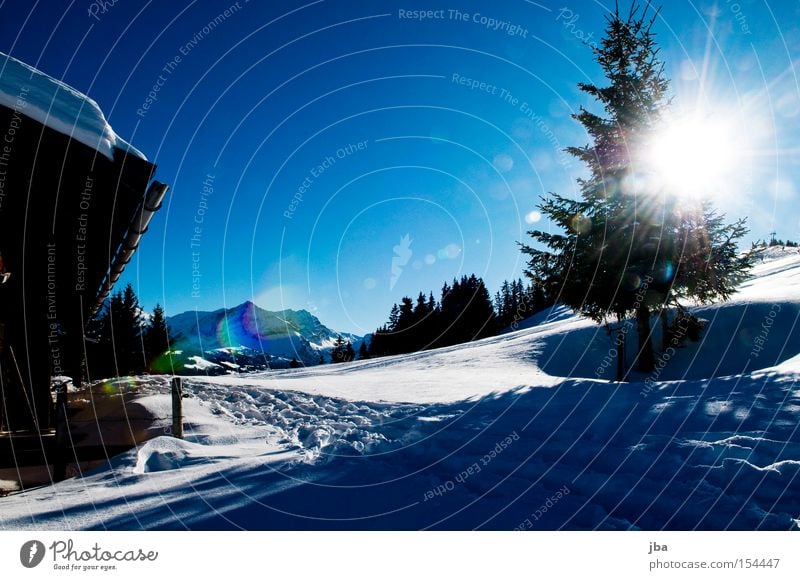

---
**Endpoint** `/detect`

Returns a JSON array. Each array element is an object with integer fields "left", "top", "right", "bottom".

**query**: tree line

[
  {"left": 767, "top": 238, "right": 798, "bottom": 248},
  {"left": 85, "top": 283, "right": 170, "bottom": 378},
  {"left": 82, "top": 277, "right": 552, "bottom": 375},
  {"left": 365, "top": 274, "right": 552, "bottom": 358}
]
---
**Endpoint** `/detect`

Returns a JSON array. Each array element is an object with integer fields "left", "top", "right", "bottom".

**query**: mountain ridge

[{"left": 166, "top": 301, "right": 363, "bottom": 373}]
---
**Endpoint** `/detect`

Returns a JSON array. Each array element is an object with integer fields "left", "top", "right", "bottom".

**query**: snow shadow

[
  {"left": 9, "top": 375, "right": 796, "bottom": 531},
  {"left": 535, "top": 301, "right": 800, "bottom": 381}
]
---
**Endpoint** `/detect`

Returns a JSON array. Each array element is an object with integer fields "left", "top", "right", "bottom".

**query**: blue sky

[{"left": 1, "top": 0, "right": 798, "bottom": 334}]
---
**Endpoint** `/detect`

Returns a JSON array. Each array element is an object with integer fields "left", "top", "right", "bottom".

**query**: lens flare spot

[
  {"left": 656, "top": 261, "right": 674, "bottom": 284},
  {"left": 148, "top": 351, "right": 176, "bottom": 374},
  {"left": 437, "top": 243, "right": 461, "bottom": 260},
  {"left": 525, "top": 210, "right": 541, "bottom": 224},
  {"left": 624, "top": 272, "right": 642, "bottom": 291},
  {"left": 569, "top": 214, "right": 591, "bottom": 235},
  {"left": 212, "top": 301, "right": 272, "bottom": 351},
  {"left": 493, "top": 153, "right": 514, "bottom": 173},
  {"left": 100, "top": 381, "right": 117, "bottom": 395}
]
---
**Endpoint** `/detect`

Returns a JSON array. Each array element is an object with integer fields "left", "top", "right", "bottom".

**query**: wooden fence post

[
  {"left": 53, "top": 383, "right": 68, "bottom": 481},
  {"left": 171, "top": 377, "right": 183, "bottom": 439}
]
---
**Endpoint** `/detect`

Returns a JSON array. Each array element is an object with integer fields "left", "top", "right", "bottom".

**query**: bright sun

[{"left": 645, "top": 114, "right": 739, "bottom": 200}]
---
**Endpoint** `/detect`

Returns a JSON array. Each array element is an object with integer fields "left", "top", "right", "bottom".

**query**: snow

[
  {"left": 0, "top": 480, "right": 19, "bottom": 494},
  {"left": 183, "top": 355, "right": 222, "bottom": 371},
  {"left": 1, "top": 247, "right": 799, "bottom": 530},
  {"left": 0, "top": 51, "right": 145, "bottom": 161},
  {"left": 192, "top": 335, "right": 559, "bottom": 404},
  {"left": 50, "top": 375, "right": 79, "bottom": 393}
]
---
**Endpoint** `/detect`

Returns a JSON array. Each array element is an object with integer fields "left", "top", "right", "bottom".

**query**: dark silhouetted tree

[
  {"left": 143, "top": 303, "right": 170, "bottom": 370},
  {"left": 89, "top": 283, "right": 145, "bottom": 377},
  {"left": 437, "top": 275, "right": 496, "bottom": 347},
  {"left": 344, "top": 341, "right": 355, "bottom": 362},
  {"left": 331, "top": 335, "right": 355, "bottom": 363}
]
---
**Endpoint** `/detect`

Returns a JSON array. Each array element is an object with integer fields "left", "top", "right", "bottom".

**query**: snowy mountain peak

[{"left": 166, "top": 301, "right": 361, "bottom": 372}]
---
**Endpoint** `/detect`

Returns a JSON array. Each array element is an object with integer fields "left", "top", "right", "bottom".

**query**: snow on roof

[{"left": 0, "top": 51, "right": 145, "bottom": 161}]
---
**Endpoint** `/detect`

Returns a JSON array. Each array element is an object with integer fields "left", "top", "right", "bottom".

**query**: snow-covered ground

[{"left": 2, "top": 247, "right": 799, "bottom": 530}]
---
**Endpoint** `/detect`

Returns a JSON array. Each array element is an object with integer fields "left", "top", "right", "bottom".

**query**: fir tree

[
  {"left": 388, "top": 304, "right": 400, "bottom": 329},
  {"left": 439, "top": 275, "right": 496, "bottom": 346},
  {"left": 331, "top": 335, "right": 355, "bottom": 363},
  {"left": 358, "top": 340, "right": 369, "bottom": 360},
  {"left": 370, "top": 274, "right": 496, "bottom": 356},
  {"left": 90, "top": 283, "right": 146, "bottom": 377},
  {"left": 344, "top": 341, "right": 356, "bottom": 362},
  {"left": 519, "top": 2, "right": 752, "bottom": 373},
  {"left": 494, "top": 290, "right": 504, "bottom": 322},
  {"left": 143, "top": 303, "right": 170, "bottom": 370},
  {"left": 120, "top": 284, "right": 145, "bottom": 373},
  {"left": 423, "top": 291, "right": 440, "bottom": 348},
  {"left": 331, "top": 335, "right": 346, "bottom": 363},
  {"left": 397, "top": 297, "right": 414, "bottom": 328},
  {"left": 427, "top": 292, "right": 437, "bottom": 313}
]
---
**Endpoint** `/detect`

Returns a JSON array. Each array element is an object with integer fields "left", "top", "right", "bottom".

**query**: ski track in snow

[{"left": 2, "top": 248, "right": 800, "bottom": 530}]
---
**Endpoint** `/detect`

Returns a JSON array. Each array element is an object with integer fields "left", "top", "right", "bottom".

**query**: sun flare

[{"left": 645, "top": 114, "right": 739, "bottom": 200}]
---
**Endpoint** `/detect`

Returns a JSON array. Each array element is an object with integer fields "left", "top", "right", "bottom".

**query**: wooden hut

[{"left": 0, "top": 52, "right": 167, "bottom": 433}]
